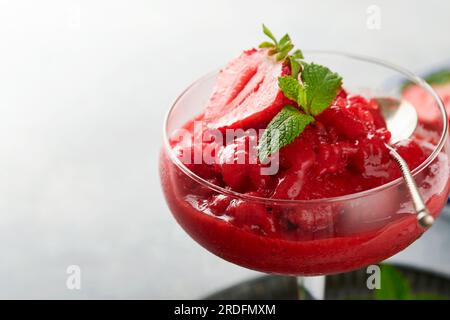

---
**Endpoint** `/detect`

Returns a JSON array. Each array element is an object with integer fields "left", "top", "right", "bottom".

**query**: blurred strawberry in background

[{"left": 403, "top": 69, "right": 450, "bottom": 124}]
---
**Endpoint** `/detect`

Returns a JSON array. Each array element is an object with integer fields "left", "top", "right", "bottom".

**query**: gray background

[{"left": 0, "top": 0, "right": 449, "bottom": 299}]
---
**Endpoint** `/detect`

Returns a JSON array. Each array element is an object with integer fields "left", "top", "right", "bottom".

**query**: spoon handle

[{"left": 385, "top": 144, "right": 434, "bottom": 228}]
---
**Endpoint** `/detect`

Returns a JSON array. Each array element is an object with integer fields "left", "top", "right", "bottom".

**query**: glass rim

[{"left": 163, "top": 50, "right": 449, "bottom": 205}]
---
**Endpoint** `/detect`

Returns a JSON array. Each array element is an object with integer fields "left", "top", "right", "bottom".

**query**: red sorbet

[{"left": 160, "top": 49, "right": 449, "bottom": 275}]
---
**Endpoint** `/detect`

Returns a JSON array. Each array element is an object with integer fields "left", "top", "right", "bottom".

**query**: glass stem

[{"left": 296, "top": 276, "right": 326, "bottom": 300}]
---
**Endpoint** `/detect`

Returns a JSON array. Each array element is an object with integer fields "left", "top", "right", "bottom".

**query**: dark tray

[{"left": 204, "top": 265, "right": 450, "bottom": 300}]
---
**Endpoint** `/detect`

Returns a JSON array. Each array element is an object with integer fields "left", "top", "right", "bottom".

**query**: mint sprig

[
  {"left": 257, "top": 25, "right": 342, "bottom": 161},
  {"left": 278, "top": 64, "right": 342, "bottom": 116},
  {"left": 277, "top": 76, "right": 302, "bottom": 104},
  {"left": 259, "top": 106, "right": 314, "bottom": 162}
]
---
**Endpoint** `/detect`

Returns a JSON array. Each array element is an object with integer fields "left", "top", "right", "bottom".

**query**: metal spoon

[{"left": 376, "top": 97, "right": 434, "bottom": 228}]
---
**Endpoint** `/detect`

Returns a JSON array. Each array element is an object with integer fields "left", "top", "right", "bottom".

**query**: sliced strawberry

[
  {"left": 204, "top": 48, "right": 285, "bottom": 130},
  {"left": 403, "top": 83, "right": 450, "bottom": 124}
]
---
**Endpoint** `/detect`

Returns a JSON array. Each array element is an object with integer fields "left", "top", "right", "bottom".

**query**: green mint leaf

[
  {"left": 258, "top": 106, "right": 314, "bottom": 162},
  {"left": 291, "top": 49, "right": 304, "bottom": 60},
  {"left": 375, "top": 264, "right": 413, "bottom": 300},
  {"left": 297, "top": 86, "right": 307, "bottom": 110},
  {"left": 289, "top": 56, "right": 301, "bottom": 79},
  {"left": 300, "top": 63, "right": 342, "bottom": 115},
  {"left": 278, "top": 76, "right": 301, "bottom": 101},
  {"left": 259, "top": 41, "right": 275, "bottom": 49},
  {"left": 278, "top": 75, "right": 307, "bottom": 113},
  {"left": 262, "top": 24, "right": 277, "bottom": 45}
]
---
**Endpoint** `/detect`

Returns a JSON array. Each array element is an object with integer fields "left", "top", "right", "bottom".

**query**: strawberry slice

[
  {"left": 204, "top": 48, "right": 286, "bottom": 130},
  {"left": 402, "top": 69, "right": 450, "bottom": 124}
]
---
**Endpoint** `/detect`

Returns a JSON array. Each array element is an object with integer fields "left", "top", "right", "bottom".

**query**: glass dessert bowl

[{"left": 160, "top": 50, "right": 450, "bottom": 276}]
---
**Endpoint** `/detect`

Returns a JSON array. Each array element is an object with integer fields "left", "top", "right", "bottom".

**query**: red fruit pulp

[
  {"left": 160, "top": 50, "right": 450, "bottom": 275},
  {"left": 160, "top": 147, "right": 448, "bottom": 275}
]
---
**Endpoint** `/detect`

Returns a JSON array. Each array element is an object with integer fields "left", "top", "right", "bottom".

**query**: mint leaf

[
  {"left": 262, "top": 24, "right": 277, "bottom": 45},
  {"left": 297, "top": 85, "right": 307, "bottom": 110},
  {"left": 300, "top": 63, "right": 342, "bottom": 115},
  {"left": 278, "top": 76, "right": 301, "bottom": 101},
  {"left": 289, "top": 56, "right": 301, "bottom": 79},
  {"left": 375, "top": 264, "right": 413, "bottom": 300},
  {"left": 258, "top": 106, "right": 314, "bottom": 162},
  {"left": 278, "top": 64, "right": 342, "bottom": 116}
]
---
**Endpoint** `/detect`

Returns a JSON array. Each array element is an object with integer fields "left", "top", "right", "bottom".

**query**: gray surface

[{"left": 0, "top": 0, "right": 449, "bottom": 299}]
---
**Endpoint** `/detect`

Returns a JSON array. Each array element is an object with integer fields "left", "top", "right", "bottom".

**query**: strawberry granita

[{"left": 160, "top": 28, "right": 450, "bottom": 275}]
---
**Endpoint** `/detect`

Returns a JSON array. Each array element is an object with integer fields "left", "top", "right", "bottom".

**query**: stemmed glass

[{"left": 160, "top": 51, "right": 450, "bottom": 299}]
